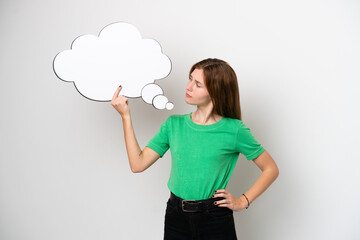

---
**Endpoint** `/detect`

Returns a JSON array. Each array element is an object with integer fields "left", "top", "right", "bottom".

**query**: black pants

[{"left": 164, "top": 193, "right": 237, "bottom": 240}]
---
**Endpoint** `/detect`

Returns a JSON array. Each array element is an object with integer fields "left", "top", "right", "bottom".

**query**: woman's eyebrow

[{"left": 189, "top": 75, "right": 202, "bottom": 85}]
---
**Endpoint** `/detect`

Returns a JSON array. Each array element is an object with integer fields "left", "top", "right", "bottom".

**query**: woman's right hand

[{"left": 111, "top": 86, "right": 130, "bottom": 118}]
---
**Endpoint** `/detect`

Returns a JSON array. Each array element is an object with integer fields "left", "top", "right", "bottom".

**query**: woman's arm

[
  {"left": 243, "top": 150, "right": 279, "bottom": 204},
  {"left": 111, "top": 86, "right": 161, "bottom": 173},
  {"left": 213, "top": 150, "right": 279, "bottom": 211}
]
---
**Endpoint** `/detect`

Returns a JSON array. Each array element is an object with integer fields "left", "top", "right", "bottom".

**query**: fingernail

[
  {"left": 213, "top": 201, "right": 217, "bottom": 205},
  {"left": 119, "top": 85, "right": 122, "bottom": 87},
  {"left": 214, "top": 190, "right": 217, "bottom": 193},
  {"left": 212, "top": 195, "right": 214, "bottom": 198}
]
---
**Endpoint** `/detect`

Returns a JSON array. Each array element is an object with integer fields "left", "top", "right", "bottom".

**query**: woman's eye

[{"left": 189, "top": 78, "right": 200, "bottom": 87}]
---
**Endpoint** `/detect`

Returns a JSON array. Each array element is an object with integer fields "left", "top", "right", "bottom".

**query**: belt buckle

[{"left": 182, "top": 200, "right": 197, "bottom": 212}]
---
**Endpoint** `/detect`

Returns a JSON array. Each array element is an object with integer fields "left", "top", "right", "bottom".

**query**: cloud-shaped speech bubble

[{"left": 53, "top": 22, "right": 173, "bottom": 110}]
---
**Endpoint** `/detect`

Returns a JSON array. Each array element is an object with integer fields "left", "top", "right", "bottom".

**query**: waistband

[{"left": 169, "top": 192, "right": 224, "bottom": 213}]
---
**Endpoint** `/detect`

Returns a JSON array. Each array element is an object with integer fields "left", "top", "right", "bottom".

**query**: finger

[
  {"left": 112, "top": 86, "right": 122, "bottom": 101},
  {"left": 217, "top": 203, "right": 230, "bottom": 208},
  {"left": 119, "top": 95, "right": 128, "bottom": 102},
  {"left": 214, "top": 199, "right": 228, "bottom": 206},
  {"left": 213, "top": 189, "right": 228, "bottom": 198},
  {"left": 212, "top": 192, "right": 226, "bottom": 198},
  {"left": 214, "top": 189, "right": 227, "bottom": 194}
]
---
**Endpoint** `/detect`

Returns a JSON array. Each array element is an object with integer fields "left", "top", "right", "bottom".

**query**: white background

[{"left": 0, "top": 0, "right": 359, "bottom": 239}]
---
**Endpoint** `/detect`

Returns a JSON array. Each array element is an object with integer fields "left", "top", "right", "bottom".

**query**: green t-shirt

[{"left": 146, "top": 113, "right": 265, "bottom": 200}]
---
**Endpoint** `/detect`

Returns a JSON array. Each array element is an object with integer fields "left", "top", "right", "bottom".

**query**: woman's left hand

[{"left": 212, "top": 189, "right": 248, "bottom": 211}]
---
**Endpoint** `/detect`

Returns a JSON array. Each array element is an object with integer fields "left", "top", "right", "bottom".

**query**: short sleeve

[
  {"left": 235, "top": 121, "right": 265, "bottom": 160},
  {"left": 146, "top": 117, "right": 170, "bottom": 158}
]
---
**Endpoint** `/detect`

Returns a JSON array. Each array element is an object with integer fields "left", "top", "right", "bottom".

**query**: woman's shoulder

[
  {"left": 222, "top": 117, "right": 247, "bottom": 129},
  {"left": 163, "top": 113, "right": 188, "bottom": 123},
  {"left": 167, "top": 113, "right": 188, "bottom": 121},
  {"left": 169, "top": 113, "right": 188, "bottom": 118}
]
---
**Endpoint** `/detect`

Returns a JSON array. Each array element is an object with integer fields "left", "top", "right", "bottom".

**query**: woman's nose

[{"left": 186, "top": 81, "right": 193, "bottom": 91}]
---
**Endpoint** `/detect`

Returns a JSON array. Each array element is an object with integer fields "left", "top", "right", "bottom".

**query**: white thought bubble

[{"left": 53, "top": 22, "right": 173, "bottom": 110}]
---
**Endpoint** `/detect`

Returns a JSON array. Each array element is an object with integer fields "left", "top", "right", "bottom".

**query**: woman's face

[{"left": 185, "top": 68, "right": 212, "bottom": 107}]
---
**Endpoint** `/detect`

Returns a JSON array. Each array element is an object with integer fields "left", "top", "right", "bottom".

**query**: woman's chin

[{"left": 185, "top": 98, "right": 194, "bottom": 105}]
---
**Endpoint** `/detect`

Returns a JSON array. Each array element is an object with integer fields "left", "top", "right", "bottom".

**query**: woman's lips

[{"left": 186, "top": 93, "right": 192, "bottom": 98}]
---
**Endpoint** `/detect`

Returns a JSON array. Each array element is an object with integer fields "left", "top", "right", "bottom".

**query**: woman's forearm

[
  {"left": 121, "top": 114, "right": 142, "bottom": 172},
  {"left": 243, "top": 167, "right": 279, "bottom": 204},
  {"left": 213, "top": 164, "right": 278, "bottom": 211}
]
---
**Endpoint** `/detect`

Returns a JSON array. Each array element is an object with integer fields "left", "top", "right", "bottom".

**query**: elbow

[
  {"left": 130, "top": 165, "right": 144, "bottom": 173},
  {"left": 264, "top": 165, "right": 279, "bottom": 181},
  {"left": 129, "top": 155, "right": 145, "bottom": 173},
  {"left": 273, "top": 166, "right": 279, "bottom": 180}
]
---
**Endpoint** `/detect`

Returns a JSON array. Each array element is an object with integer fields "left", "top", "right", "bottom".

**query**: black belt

[{"left": 169, "top": 192, "right": 224, "bottom": 213}]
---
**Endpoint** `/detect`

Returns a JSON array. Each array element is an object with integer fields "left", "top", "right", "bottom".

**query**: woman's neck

[{"left": 191, "top": 107, "right": 222, "bottom": 125}]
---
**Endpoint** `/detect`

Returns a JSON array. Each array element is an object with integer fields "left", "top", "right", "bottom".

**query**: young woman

[{"left": 111, "top": 58, "right": 279, "bottom": 240}]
